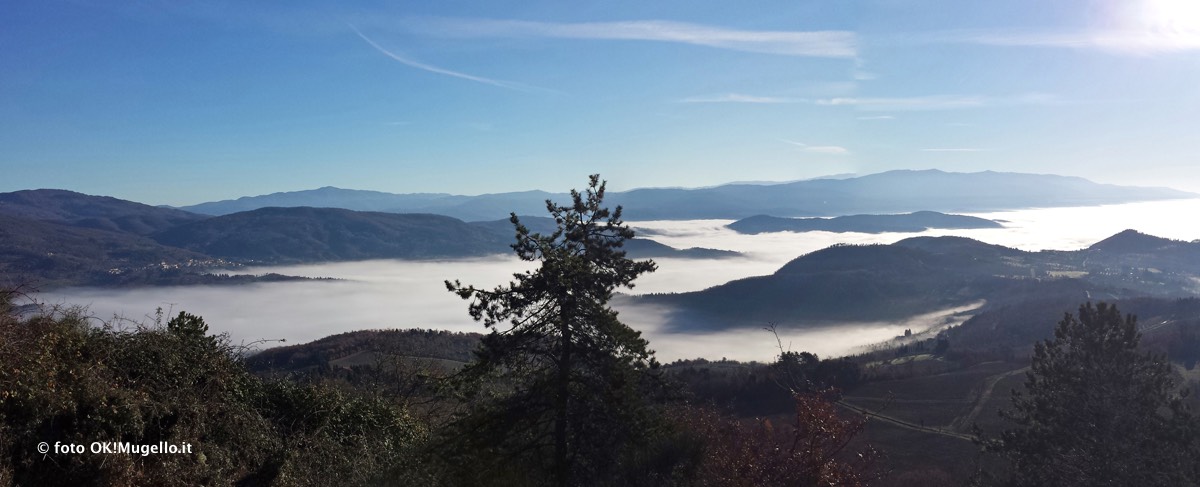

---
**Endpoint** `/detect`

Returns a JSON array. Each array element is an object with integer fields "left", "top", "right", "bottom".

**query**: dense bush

[
  {"left": 0, "top": 300, "right": 424, "bottom": 486},
  {"left": 668, "top": 390, "right": 879, "bottom": 487}
]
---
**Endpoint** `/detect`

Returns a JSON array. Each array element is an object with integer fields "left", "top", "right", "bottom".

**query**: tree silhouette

[
  {"left": 445, "top": 175, "right": 661, "bottom": 486},
  {"left": 985, "top": 302, "right": 1200, "bottom": 486}
]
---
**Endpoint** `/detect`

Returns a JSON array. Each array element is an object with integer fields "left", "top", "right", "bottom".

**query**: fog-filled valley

[
  {"left": 11, "top": 1, "right": 1200, "bottom": 483},
  {"left": 36, "top": 198, "right": 1200, "bottom": 362}
]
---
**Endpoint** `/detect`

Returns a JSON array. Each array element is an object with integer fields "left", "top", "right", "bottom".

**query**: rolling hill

[
  {"left": 151, "top": 207, "right": 507, "bottom": 263},
  {"left": 0, "top": 188, "right": 743, "bottom": 288},
  {"left": 641, "top": 231, "right": 1200, "bottom": 331},
  {"left": 0, "top": 213, "right": 229, "bottom": 288},
  {"left": 0, "top": 189, "right": 205, "bottom": 235},
  {"left": 727, "top": 211, "right": 1002, "bottom": 234},
  {"left": 150, "top": 208, "right": 739, "bottom": 264}
]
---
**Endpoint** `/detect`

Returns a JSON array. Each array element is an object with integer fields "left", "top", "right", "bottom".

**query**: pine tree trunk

[{"left": 555, "top": 313, "right": 572, "bottom": 487}]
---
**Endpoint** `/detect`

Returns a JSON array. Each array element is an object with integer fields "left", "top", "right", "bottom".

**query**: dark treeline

[
  {"left": 247, "top": 328, "right": 483, "bottom": 373},
  {"left": 665, "top": 353, "right": 862, "bottom": 417}
]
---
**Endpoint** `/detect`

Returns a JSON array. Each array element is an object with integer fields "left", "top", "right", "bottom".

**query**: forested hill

[
  {"left": 726, "top": 211, "right": 1002, "bottom": 234},
  {"left": 152, "top": 207, "right": 506, "bottom": 263},
  {"left": 0, "top": 213, "right": 213, "bottom": 287},
  {"left": 246, "top": 329, "right": 483, "bottom": 376},
  {"left": 152, "top": 209, "right": 740, "bottom": 264},
  {"left": 178, "top": 170, "right": 1196, "bottom": 220},
  {"left": 0, "top": 191, "right": 736, "bottom": 288},
  {"left": 0, "top": 189, "right": 204, "bottom": 235},
  {"left": 946, "top": 296, "right": 1200, "bottom": 364},
  {"left": 1088, "top": 228, "right": 1196, "bottom": 253},
  {"left": 641, "top": 231, "right": 1200, "bottom": 331}
]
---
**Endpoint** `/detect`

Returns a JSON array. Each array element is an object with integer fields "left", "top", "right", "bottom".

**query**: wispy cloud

[
  {"left": 921, "top": 148, "right": 988, "bottom": 152},
  {"left": 818, "top": 93, "right": 1058, "bottom": 111},
  {"left": 350, "top": 25, "right": 545, "bottom": 92},
  {"left": 781, "top": 140, "right": 850, "bottom": 155},
  {"left": 410, "top": 18, "right": 857, "bottom": 57},
  {"left": 937, "top": 29, "right": 1200, "bottom": 54},
  {"left": 818, "top": 95, "right": 985, "bottom": 111},
  {"left": 857, "top": 115, "right": 895, "bottom": 120},
  {"left": 679, "top": 93, "right": 805, "bottom": 104},
  {"left": 805, "top": 146, "right": 851, "bottom": 155}
]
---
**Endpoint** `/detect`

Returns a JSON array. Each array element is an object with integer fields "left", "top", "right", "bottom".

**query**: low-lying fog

[{"left": 38, "top": 199, "right": 1200, "bottom": 362}]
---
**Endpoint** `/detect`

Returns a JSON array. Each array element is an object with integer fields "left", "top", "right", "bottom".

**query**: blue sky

[{"left": 3, "top": 0, "right": 1200, "bottom": 205}]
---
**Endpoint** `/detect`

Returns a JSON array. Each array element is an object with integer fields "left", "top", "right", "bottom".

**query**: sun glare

[{"left": 1139, "top": 0, "right": 1200, "bottom": 45}]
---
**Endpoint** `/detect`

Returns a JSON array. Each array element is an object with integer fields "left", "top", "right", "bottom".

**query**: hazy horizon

[
  {"left": 6, "top": 1, "right": 1200, "bottom": 205},
  {"left": 6, "top": 168, "right": 1200, "bottom": 209},
  {"left": 156, "top": 169, "right": 1200, "bottom": 208}
]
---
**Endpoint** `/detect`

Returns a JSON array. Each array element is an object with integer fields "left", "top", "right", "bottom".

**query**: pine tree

[
  {"left": 444, "top": 175, "right": 662, "bottom": 486},
  {"left": 986, "top": 302, "right": 1200, "bottom": 486}
]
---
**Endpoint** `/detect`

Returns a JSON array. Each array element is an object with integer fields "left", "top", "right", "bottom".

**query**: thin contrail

[{"left": 348, "top": 24, "right": 539, "bottom": 92}]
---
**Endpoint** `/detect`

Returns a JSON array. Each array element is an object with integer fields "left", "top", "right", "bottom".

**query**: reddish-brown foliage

[{"left": 674, "top": 388, "right": 879, "bottom": 487}]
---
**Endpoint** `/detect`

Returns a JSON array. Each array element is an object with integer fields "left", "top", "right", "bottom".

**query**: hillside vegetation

[
  {"left": 0, "top": 300, "right": 424, "bottom": 486},
  {"left": 0, "top": 190, "right": 732, "bottom": 289},
  {"left": 645, "top": 231, "right": 1200, "bottom": 330},
  {"left": 152, "top": 208, "right": 505, "bottom": 263},
  {"left": 0, "top": 189, "right": 204, "bottom": 234}
]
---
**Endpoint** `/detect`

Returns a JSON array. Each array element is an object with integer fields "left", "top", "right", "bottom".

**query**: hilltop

[
  {"left": 727, "top": 211, "right": 1002, "bottom": 234},
  {"left": 642, "top": 231, "right": 1200, "bottom": 331},
  {"left": 0, "top": 189, "right": 205, "bottom": 235}
]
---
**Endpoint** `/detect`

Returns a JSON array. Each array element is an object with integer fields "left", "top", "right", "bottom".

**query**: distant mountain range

[
  {"left": 3, "top": 169, "right": 1196, "bottom": 289},
  {"left": 726, "top": 211, "right": 1002, "bottom": 234},
  {"left": 640, "top": 230, "right": 1200, "bottom": 331},
  {"left": 0, "top": 190, "right": 733, "bottom": 288},
  {"left": 176, "top": 170, "right": 1196, "bottom": 220}
]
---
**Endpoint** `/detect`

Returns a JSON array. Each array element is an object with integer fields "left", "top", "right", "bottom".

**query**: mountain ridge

[
  {"left": 0, "top": 189, "right": 205, "bottom": 235},
  {"left": 640, "top": 230, "right": 1200, "bottom": 331},
  {"left": 151, "top": 207, "right": 505, "bottom": 263},
  {"left": 175, "top": 170, "right": 1197, "bottom": 220},
  {"left": 727, "top": 211, "right": 1002, "bottom": 234}
]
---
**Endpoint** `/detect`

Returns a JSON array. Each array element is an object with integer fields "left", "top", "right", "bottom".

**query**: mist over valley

[
  {"left": 10, "top": 3, "right": 1200, "bottom": 482},
  {"left": 34, "top": 197, "right": 1200, "bottom": 362}
]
